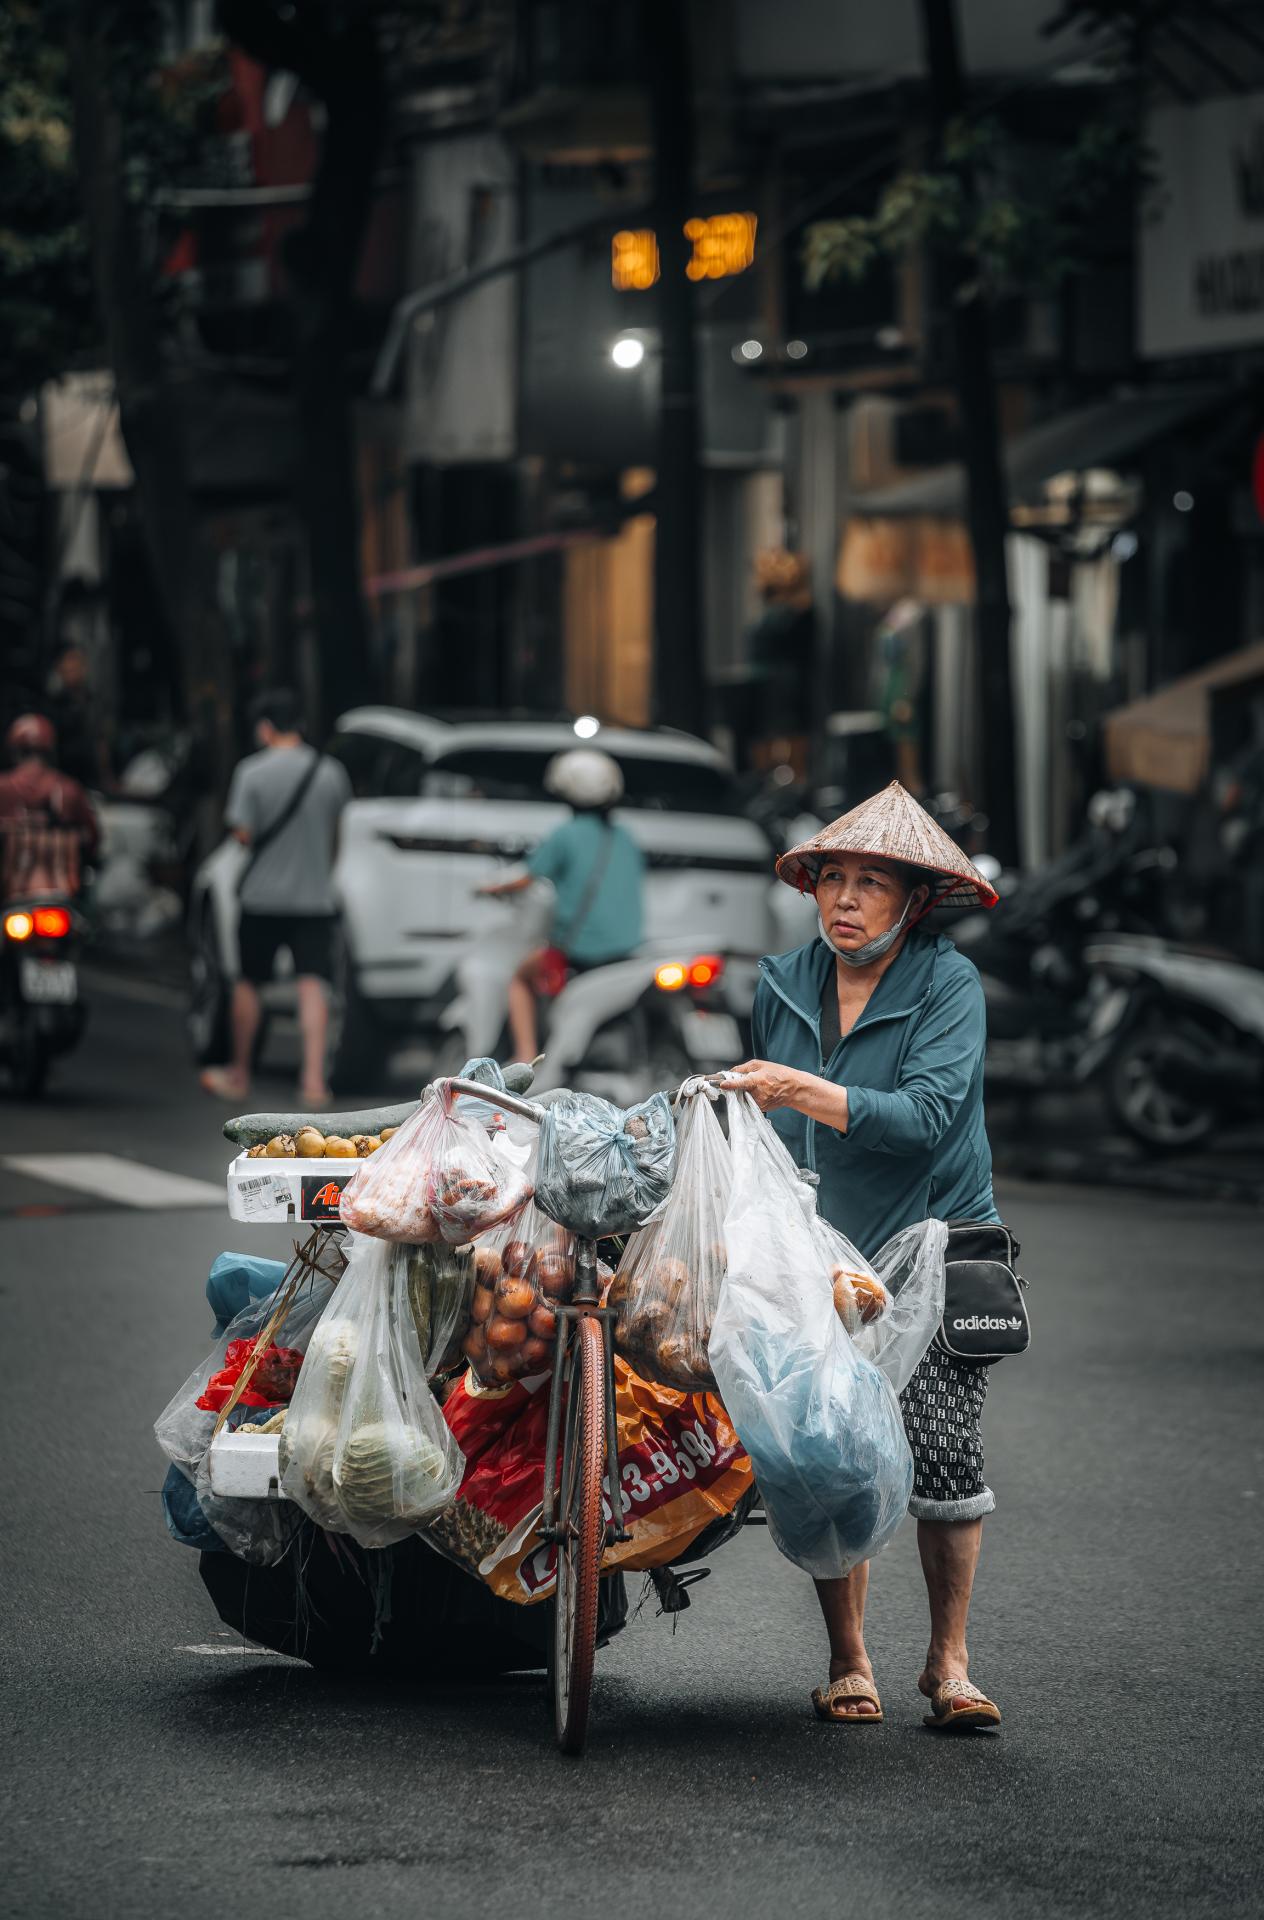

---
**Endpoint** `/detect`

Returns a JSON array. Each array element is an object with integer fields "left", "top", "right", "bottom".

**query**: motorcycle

[
  {"left": 0, "top": 895, "right": 88, "bottom": 1096},
  {"left": 430, "top": 893, "right": 752, "bottom": 1100},
  {"left": 951, "top": 790, "right": 1180, "bottom": 1095},
  {"left": 1085, "top": 935, "right": 1264, "bottom": 1154}
]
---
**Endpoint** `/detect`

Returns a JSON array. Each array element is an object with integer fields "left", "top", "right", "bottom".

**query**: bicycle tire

[{"left": 551, "top": 1314, "right": 606, "bottom": 1756}]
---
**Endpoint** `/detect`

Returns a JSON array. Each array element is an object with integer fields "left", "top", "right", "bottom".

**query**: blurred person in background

[
  {"left": 200, "top": 688, "right": 350, "bottom": 1107},
  {"left": 0, "top": 713, "right": 99, "bottom": 899},
  {"left": 47, "top": 643, "right": 110, "bottom": 791},
  {"left": 476, "top": 748, "right": 644, "bottom": 1061}
]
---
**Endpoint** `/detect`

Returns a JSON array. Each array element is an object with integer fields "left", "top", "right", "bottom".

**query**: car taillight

[
  {"left": 655, "top": 955, "right": 725, "bottom": 993},
  {"left": 33, "top": 907, "right": 71, "bottom": 939},
  {"left": 4, "top": 911, "right": 34, "bottom": 941}
]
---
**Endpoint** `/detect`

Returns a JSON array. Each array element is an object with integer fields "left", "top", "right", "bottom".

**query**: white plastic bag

[
  {"left": 154, "top": 1271, "right": 336, "bottom": 1566},
  {"left": 339, "top": 1082, "right": 532, "bottom": 1244},
  {"left": 810, "top": 1213, "right": 947, "bottom": 1395},
  {"left": 708, "top": 1092, "right": 913, "bottom": 1580},
  {"left": 610, "top": 1086, "right": 731, "bottom": 1392},
  {"left": 279, "top": 1232, "right": 465, "bottom": 1548}
]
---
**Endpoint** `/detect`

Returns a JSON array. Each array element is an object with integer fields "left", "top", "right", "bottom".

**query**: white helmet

[{"left": 543, "top": 747, "right": 624, "bottom": 809}]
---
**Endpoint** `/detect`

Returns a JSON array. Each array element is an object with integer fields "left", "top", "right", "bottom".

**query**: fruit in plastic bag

[
  {"left": 339, "top": 1082, "right": 532, "bottom": 1245},
  {"left": 461, "top": 1196, "right": 576, "bottom": 1388},
  {"left": 811, "top": 1211, "right": 946, "bottom": 1394},
  {"left": 279, "top": 1232, "right": 465, "bottom": 1547},
  {"left": 708, "top": 1091, "right": 914, "bottom": 1581},
  {"left": 534, "top": 1090, "right": 675, "bottom": 1239},
  {"left": 612, "top": 1088, "right": 730, "bottom": 1392}
]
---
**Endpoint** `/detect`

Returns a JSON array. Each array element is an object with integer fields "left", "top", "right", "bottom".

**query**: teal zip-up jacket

[{"left": 751, "top": 928, "right": 998, "bottom": 1261}]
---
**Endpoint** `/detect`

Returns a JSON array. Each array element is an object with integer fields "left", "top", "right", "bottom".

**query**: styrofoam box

[
  {"left": 208, "top": 1429, "right": 283, "bottom": 1500},
  {"left": 226, "top": 1152, "right": 356, "bottom": 1225}
]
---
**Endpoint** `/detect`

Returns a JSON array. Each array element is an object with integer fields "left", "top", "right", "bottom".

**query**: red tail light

[
  {"left": 33, "top": 907, "right": 71, "bottom": 939},
  {"left": 687, "top": 955, "right": 723, "bottom": 989}
]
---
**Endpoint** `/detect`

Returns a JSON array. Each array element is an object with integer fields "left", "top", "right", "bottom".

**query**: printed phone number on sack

[{"left": 600, "top": 1419, "right": 737, "bottom": 1522}]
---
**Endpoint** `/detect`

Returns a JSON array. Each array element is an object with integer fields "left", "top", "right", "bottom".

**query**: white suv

[{"left": 188, "top": 709, "right": 809, "bottom": 1085}]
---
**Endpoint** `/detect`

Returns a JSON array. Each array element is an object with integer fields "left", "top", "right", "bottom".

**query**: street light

[{"left": 611, "top": 335, "right": 645, "bottom": 370}]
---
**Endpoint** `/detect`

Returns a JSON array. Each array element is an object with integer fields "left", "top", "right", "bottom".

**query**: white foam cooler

[
  {"left": 226, "top": 1152, "right": 356, "bottom": 1225},
  {"left": 208, "top": 1429, "right": 283, "bottom": 1499}
]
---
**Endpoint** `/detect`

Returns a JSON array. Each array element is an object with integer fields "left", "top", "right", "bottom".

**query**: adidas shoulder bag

[{"left": 935, "top": 1220, "right": 1030, "bottom": 1364}]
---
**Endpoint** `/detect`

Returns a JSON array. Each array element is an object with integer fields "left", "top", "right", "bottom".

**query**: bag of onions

[
  {"left": 609, "top": 1084, "right": 731, "bottom": 1393},
  {"left": 461, "top": 1195, "right": 578, "bottom": 1388},
  {"left": 339, "top": 1080, "right": 533, "bottom": 1245},
  {"left": 279, "top": 1232, "right": 465, "bottom": 1548}
]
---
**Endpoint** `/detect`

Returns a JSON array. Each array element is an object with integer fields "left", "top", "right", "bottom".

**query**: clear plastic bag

[
  {"left": 278, "top": 1232, "right": 465, "bottom": 1548},
  {"left": 403, "top": 1240, "right": 477, "bottom": 1375},
  {"left": 534, "top": 1090, "right": 676, "bottom": 1240},
  {"left": 460, "top": 1194, "right": 576, "bottom": 1388},
  {"left": 708, "top": 1092, "right": 913, "bottom": 1581},
  {"left": 609, "top": 1088, "right": 731, "bottom": 1392},
  {"left": 154, "top": 1268, "right": 336, "bottom": 1566},
  {"left": 843, "top": 1216, "right": 947, "bottom": 1395},
  {"left": 339, "top": 1082, "right": 533, "bottom": 1244}
]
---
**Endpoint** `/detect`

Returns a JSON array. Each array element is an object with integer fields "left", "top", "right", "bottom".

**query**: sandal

[
  {"left": 922, "top": 1677, "right": 1001, "bottom": 1731},
  {"left": 811, "top": 1673, "right": 883, "bottom": 1724},
  {"left": 200, "top": 1067, "right": 249, "bottom": 1101}
]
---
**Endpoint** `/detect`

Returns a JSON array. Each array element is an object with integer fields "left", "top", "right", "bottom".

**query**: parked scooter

[
  {"left": 0, "top": 895, "right": 88, "bottom": 1096},
  {"left": 952, "top": 790, "right": 1180, "bottom": 1094},
  {"left": 1085, "top": 935, "right": 1264, "bottom": 1153},
  {"left": 431, "top": 893, "right": 752, "bottom": 1099}
]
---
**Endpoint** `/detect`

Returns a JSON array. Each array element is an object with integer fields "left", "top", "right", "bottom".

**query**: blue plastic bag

[
  {"left": 535, "top": 1091, "right": 676, "bottom": 1239},
  {"left": 708, "top": 1092, "right": 913, "bottom": 1580}
]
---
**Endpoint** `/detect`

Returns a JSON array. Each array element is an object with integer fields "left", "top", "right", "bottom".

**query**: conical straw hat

[{"left": 776, "top": 781, "right": 999, "bottom": 910}]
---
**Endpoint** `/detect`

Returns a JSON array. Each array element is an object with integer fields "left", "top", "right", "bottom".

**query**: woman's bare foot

[
  {"left": 828, "top": 1653, "right": 880, "bottom": 1718},
  {"left": 200, "top": 1066, "right": 249, "bottom": 1101},
  {"left": 918, "top": 1653, "right": 995, "bottom": 1720}
]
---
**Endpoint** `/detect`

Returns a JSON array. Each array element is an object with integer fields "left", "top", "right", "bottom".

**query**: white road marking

[
  {"left": 177, "top": 1643, "right": 275, "bottom": 1656},
  {"left": 2, "top": 1152, "right": 222, "bottom": 1209}
]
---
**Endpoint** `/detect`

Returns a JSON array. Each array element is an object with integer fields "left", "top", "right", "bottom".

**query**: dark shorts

[
  {"left": 898, "top": 1342, "right": 995, "bottom": 1523},
  {"left": 238, "top": 912, "right": 336, "bottom": 986}
]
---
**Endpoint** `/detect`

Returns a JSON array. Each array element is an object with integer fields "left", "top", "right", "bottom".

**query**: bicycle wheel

[{"left": 551, "top": 1313, "right": 607, "bottom": 1756}]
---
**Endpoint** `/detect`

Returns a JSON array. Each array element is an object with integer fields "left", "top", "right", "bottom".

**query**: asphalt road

[{"left": 2, "top": 977, "right": 1262, "bottom": 1920}]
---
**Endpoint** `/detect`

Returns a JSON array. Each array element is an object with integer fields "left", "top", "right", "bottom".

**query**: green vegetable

[{"left": 222, "top": 1063, "right": 537, "bottom": 1147}]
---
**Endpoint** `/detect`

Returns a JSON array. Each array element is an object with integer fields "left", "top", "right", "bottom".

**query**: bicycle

[{"left": 447, "top": 1078, "right": 630, "bottom": 1756}]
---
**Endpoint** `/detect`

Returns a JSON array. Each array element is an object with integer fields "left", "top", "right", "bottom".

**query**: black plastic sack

[{"left": 534, "top": 1091, "right": 676, "bottom": 1240}]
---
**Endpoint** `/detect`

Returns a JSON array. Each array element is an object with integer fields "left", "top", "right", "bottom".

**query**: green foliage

[
  {"left": 803, "top": 112, "right": 1151, "bottom": 300},
  {"left": 0, "top": 2, "right": 227, "bottom": 393}
]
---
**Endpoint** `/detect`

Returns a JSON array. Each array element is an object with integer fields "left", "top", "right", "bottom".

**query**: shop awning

[
  {"left": 837, "top": 384, "right": 1225, "bottom": 604},
  {"left": 1102, "top": 641, "right": 1264, "bottom": 795}
]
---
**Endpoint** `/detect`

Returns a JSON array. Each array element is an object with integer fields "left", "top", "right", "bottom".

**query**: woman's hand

[{"left": 721, "top": 1059, "right": 809, "bottom": 1114}]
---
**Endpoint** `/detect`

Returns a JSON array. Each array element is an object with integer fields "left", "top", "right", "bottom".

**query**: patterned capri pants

[{"left": 898, "top": 1342, "right": 995, "bottom": 1523}]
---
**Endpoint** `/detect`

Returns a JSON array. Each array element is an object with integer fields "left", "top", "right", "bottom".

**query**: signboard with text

[{"left": 1141, "top": 93, "right": 1264, "bottom": 358}]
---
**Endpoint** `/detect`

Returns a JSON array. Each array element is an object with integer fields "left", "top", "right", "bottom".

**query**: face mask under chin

[{"left": 817, "top": 895, "right": 916, "bottom": 969}]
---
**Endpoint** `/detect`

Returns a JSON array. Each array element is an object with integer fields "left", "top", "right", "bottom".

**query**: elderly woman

[{"left": 726, "top": 781, "right": 1004, "bottom": 1731}]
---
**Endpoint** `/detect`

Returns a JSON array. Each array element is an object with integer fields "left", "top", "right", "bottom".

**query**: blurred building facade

[{"left": 17, "top": 0, "right": 1264, "bottom": 871}]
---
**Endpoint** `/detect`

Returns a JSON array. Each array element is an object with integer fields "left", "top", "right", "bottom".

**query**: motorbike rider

[
  {"left": 0, "top": 714, "right": 100, "bottom": 899},
  {"left": 476, "top": 747, "right": 644, "bottom": 1062}
]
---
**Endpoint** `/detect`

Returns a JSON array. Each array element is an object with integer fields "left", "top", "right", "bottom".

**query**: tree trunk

[
  {"left": 918, "top": 0, "right": 1019, "bottom": 867},
  {"left": 66, "top": 8, "right": 233, "bottom": 841},
  {"left": 644, "top": 0, "right": 705, "bottom": 737},
  {"left": 220, "top": 1, "right": 385, "bottom": 742}
]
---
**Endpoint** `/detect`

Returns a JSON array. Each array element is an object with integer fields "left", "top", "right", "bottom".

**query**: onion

[
  {"left": 521, "top": 1336, "right": 551, "bottom": 1368},
  {"left": 502, "top": 1239, "right": 533, "bottom": 1277},
  {"left": 527, "top": 1303, "right": 557, "bottom": 1339},
  {"left": 486, "top": 1314, "right": 527, "bottom": 1351},
  {"left": 470, "top": 1284, "right": 495, "bottom": 1325},
  {"left": 494, "top": 1273, "right": 536, "bottom": 1320}
]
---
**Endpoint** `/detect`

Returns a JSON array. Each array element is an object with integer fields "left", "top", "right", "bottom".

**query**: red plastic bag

[
  {"left": 340, "top": 1083, "right": 532, "bottom": 1245},
  {"left": 194, "top": 1337, "right": 304, "bottom": 1412},
  {"left": 424, "top": 1356, "right": 754, "bottom": 1604}
]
